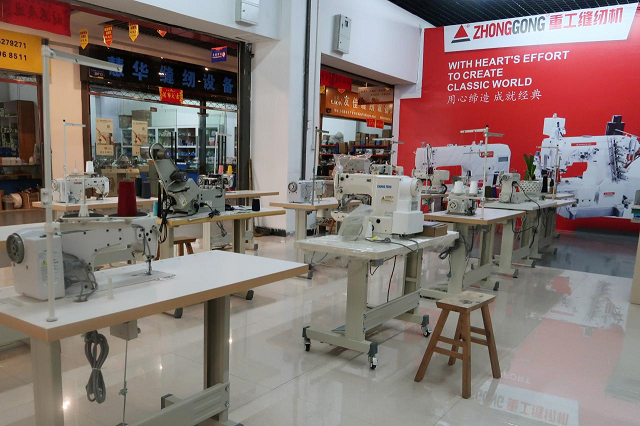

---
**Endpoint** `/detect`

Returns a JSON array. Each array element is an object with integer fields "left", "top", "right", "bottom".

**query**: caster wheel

[
  {"left": 493, "top": 282, "right": 500, "bottom": 291},
  {"left": 513, "top": 270, "right": 519, "bottom": 278},
  {"left": 245, "top": 290, "right": 254, "bottom": 301},
  {"left": 421, "top": 326, "right": 432, "bottom": 337},
  {"left": 173, "top": 308, "right": 183, "bottom": 319},
  {"left": 368, "top": 356, "right": 378, "bottom": 370},
  {"left": 304, "top": 338, "right": 311, "bottom": 352}
]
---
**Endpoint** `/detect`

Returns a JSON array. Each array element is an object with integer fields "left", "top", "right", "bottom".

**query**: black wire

[
  {"left": 386, "top": 256, "right": 397, "bottom": 303},
  {"left": 84, "top": 331, "right": 109, "bottom": 404}
]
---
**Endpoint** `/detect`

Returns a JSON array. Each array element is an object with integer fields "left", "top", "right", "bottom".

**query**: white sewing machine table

[
  {"left": 225, "top": 190, "right": 279, "bottom": 250},
  {"left": 484, "top": 199, "right": 559, "bottom": 264},
  {"left": 423, "top": 208, "right": 525, "bottom": 299},
  {"left": 537, "top": 198, "right": 576, "bottom": 252},
  {"left": 0, "top": 251, "right": 307, "bottom": 426},
  {"left": 33, "top": 197, "right": 157, "bottom": 219},
  {"left": 295, "top": 232, "right": 457, "bottom": 368}
]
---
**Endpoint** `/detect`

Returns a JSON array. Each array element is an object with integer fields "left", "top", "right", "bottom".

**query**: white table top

[
  {"left": 295, "top": 232, "right": 458, "bottom": 260},
  {"left": 554, "top": 199, "right": 577, "bottom": 208},
  {"left": 0, "top": 251, "right": 307, "bottom": 342},
  {"left": 163, "top": 206, "right": 285, "bottom": 227},
  {"left": 225, "top": 190, "right": 279, "bottom": 199},
  {"left": 544, "top": 192, "right": 573, "bottom": 200},
  {"left": 484, "top": 199, "right": 558, "bottom": 211},
  {"left": 425, "top": 208, "right": 524, "bottom": 225},
  {"left": 33, "top": 197, "right": 157, "bottom": 212},
  {"left": 271, "top": 198, "right": 359, "bottom": 212}
]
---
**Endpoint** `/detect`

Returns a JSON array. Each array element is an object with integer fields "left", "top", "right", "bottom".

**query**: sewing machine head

[
  {"left": 333, "top": 173, "right": 423, "bottom": 236},
  {"left": 6, "top": 215, "right": 159, "bottom": 301},
  {"left": 52, "top": 174, "right": 110, "bottom": 203},
  {"left": 498, "top": 172, "right": 526, "bottom": 203}
]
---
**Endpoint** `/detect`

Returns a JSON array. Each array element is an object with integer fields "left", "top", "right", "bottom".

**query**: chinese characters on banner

[
  {"left": 82, "top": 45, "right": 237, "bottom": 102},
  {"left": 447, "top": 89, "right": 542, "bottom": 105},
  {"left": 128, "top": 23, "right": 139, "bottom": 42},
  {"left": 0, "top": 0, "right": 71, "bottom": 37},
  {"left": 103, "top": 24, "right": 113, "bottom": 46},
  {"left": 159, "top": 87, "right": 184, "bottom": 105},
  {"left": 322, "top": 87, "right": 393, "bottom": 124},
  {"left": 80, "top": 29, "right": 88, "bottom": 50}
]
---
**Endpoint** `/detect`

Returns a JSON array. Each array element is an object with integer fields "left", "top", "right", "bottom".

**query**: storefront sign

[
  {"left": 0, "top": 29, "right": 43, "bottom": 74},
  {"left": 0, "top": 0, "right": 71, "bottom": 37},
  {"left": 83, "top": 45, "right": 237, "bottom": 103},
  {"left": 211, "top": 46, "right": 227, "bottom": 63},
  {"left": 159, "top": 87, "right": 183, "bottom": 105},
  {"left": 444, "top": 2, "right": 637, "bottom": 52},
  {"left": 129, "top": 23, "right": 139, "bottom": 42},
  {"left": 80, "top": 28, "right": 89, "bottom": 50},
  {"left": 322, "top": 87, "right": 393, "bottom": 124},
  {"left": 103, "top": 25, "right": 113, "bottom": 46},
  {"left": 358, "top": 86, "right": 394, "bottom": 104},
  {"left": 320, "top": 69, "right": 352, "bottom": 91}
]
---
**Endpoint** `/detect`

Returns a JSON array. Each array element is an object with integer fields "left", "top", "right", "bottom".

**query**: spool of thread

[
  {"left": 218, "top": 165, "right": 224, "bottom": 174},
  {"left": 135, "top": 178, "right": 143, "bottom": 197},
  {"left": 469, "top": 181, "right": 478, "bottom": 195},
  {"left": 453, "top": 181, "right": 464, "bottom": 195},
  {"left": 541, "top": 176, "right": 549, "bottom": 193},
  {"left": 226, "top": 165, "right": 233, "bottom": 174},
  {"left": 117, "top": 180, "right": 137, "bottom": 217},
  {"left": 141, "top": 182, "right": 151, "bottom": 199},
  {"left": 86, "top": 161, "right": 94, "bottom": 174},
  {"left": 252, "top": 198, "right": 260, "bottom": 212},
  {"left": 153, "top": 201, "right": 159, "bottom": 216}
]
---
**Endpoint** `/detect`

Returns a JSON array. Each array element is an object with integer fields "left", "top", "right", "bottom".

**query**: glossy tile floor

[{"left": 0, "top": 235, "right": 638, "bottom": 425}]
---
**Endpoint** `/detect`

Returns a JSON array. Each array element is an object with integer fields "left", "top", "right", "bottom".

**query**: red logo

[
  {"left": 479, "top": 151, "right": 495, "bottom": 158},
  {"left": 452, "top": 25, "right": 470, "bottom": 43},
  {"left": 571, "top": 142, "right": 597, "bottom": 146},
  {"left": 603, "top": 192, "right": 615, "bottom": 196}
]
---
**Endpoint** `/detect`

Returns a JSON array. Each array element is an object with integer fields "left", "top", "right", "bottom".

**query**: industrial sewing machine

[
  {"left": 536, "top": 114, "right": 640, "bottom": 219},
  {"left": 142, "top": 143, "right": 225, "bottom": 216},
  {"left": 413, "top": 144, "right": 450, "bottom": 194},
  {"left": 447, "top": 180, "right": 479, "bottom": 216},
  {"left": 333, "top": 173, "right": 423, "bottom": 236},
  {"left": 52, "top": 173, "right": 110, "bottom": 203},
  {"left": 287, "top": 180, "right": 328, "bottom": 203},
  {"left": 6, "top": 215, "right": 159, "bottom": 301},
  {"left": 498, "top": 173, "right": 526, "bottom": 203},
  {"left": 421, "top": 142, "right": 511, "bottom": 187}
]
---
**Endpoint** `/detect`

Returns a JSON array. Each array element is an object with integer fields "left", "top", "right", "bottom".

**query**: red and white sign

[
  {"left": 444, "top": 3, "right": 637, "bottom": 52},
  {"left": 103, "top": 24, "right": 113, "bottom": 46},
  {"left": 159, "top": 87, "right": 183, "bottom": 105}
]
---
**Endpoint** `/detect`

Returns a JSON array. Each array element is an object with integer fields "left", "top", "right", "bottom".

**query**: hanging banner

[
  {"left": 159, "top": 87, "right": 183, "bottom": 105},
  {"left": 0, "top": 29, "right": 42, "bottom": 74},
  {"left": 211, "top": 46, "right": 227, "bottom": 63},
  {"left": 131, "top": 120, "right": 147, "bottom": 157},
  {"left": 80, "top": 29, "right": 89, "bottom": 50},
  {"left": 375, "top": 120, "right": 384, "bottom": 129},
  {"left": 444, "top": 3, "right": 637, "bottom": 52},
  {"left": 321, "top": 87, "right": 393, "bottom": 124},
  {"left": 320, "top": 69, "right": 352, "bottom": 91},
  {"left": 366, "top": 118, "right": 376, "bottom": 128},
  {"left": 0, "top": 0, "right": 71, "bottom": 37},
  {"left": 103, "top": 25, "right": 113, "bottom": 46},
  {"left": 128, "top": 23, "right": 139, "bottom": 42},
  {"left": 398, "top": 4, "right": 640, "bottom": 233},
  {"left": 157, "top": 29, "right": 167, "bottom": 37}
]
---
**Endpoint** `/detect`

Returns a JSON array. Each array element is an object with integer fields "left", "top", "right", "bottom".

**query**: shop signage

[
  {"left": 211, "top": 46, "right": 227, "bottom": 63},
  {"left": 103, "top": 25, "right": 113, "bottom": 46},
  {"left": 80, "top": 28, "right": 89, "bottom": 50},
  {"left": 0, "top": 0, "right": 71, "bottom": 37},
  {"left": 83, "top": 45, "right": 237, "bottom": 103},
  {"left": 129, "top": 23, "right": 139, "bottom": 42},
  {"left": 159, "top": 87, "right": 183, "bottom": 105},
  {"left": 157, "top": 29, "right": 167, "bottom": 37},
  {"left": 322, "top": 87, "right": 393, "bottom": 124},
  {"left": 358, "top": 86, "right": 394, "bottom": 104},
  {"left": 0, "top": 29, "right": 43, "bottom": 74},
  {"left": 320, "top": 69, "right": 352, "bottom": 91},
  {"left": 444, "top": 2, "right": 638, "bottom": 52}
]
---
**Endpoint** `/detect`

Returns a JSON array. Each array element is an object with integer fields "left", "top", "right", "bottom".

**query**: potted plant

[{"left": 520, "top": 154, "right": 543, "bottom": 195}]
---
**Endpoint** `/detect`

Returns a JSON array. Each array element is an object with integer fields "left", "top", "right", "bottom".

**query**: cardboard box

[
  {"left": 421, "top": 221, "right": 448, "bottom": 238},
  {"left": 338, "top": 142, "right": 349, "bottom": 154},
  {"left": 382, "top": 129, "right": 392, "bottom": 138},
  {"left": 356, "top": 132, "right": 363, "bottom": 141}
]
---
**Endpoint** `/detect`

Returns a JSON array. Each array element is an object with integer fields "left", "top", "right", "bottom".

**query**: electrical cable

[
  {"left": 84, "top": 331, "right": 109, "bottom": 404},
  {"left": 364, "top": 237, "right": 419, "bottom": 253},
  {"left": 386, "top": 256, "right": 397, "bottom": 302}
]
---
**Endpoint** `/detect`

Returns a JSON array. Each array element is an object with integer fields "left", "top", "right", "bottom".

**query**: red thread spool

[{"left": 117, "top": 180, "right": 137, "bottom": 217}]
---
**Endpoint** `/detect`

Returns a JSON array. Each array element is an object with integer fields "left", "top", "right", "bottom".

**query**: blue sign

[{"left": 211, "top": 46, "right": 227, "bottom": 63}]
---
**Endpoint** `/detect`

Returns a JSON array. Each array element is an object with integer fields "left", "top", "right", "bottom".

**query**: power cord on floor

[{"left": 84, "top": 331, "right": 109, "bottom": 404}]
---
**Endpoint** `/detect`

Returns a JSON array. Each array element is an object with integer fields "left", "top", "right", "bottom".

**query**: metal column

[{"left": 237, "top": 42, "right": 252, "bottom": 191}]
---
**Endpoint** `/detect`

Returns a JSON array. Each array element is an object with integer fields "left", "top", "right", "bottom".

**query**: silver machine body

[
  {"left": 142, "top": 143, "right": 225, "bottom": 216},
  {"left": 287, "top": 180, "right": 328, "bottom": 203},
  {"left": 498, "top": 173, "right": 526, "bottom": 203}
]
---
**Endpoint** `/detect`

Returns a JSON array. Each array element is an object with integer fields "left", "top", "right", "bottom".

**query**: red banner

[
  {"left": 103, "top": 24, "right": 113, "bottom": 46},
  {"left": 1, "top": 0, "right": 70, "bottom": 36},
  {"left": 366, "top": 118, "right": 375, "bottom": 128},
  {"left": 375, "top": 120, "right": 384, "bottom": 129},
  {"left": 159, "top": 87, "right": 183, "bottom": 105},
  {"left": 398, "top": 5, "right": 640, "bottom": 232},
  {"left": 320, "top": 69, "right": 352, "bottom": 91}
]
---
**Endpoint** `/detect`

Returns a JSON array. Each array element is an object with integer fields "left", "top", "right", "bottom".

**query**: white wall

[{"left": 322, "top": 117, "right": 357, "bottom": 142}]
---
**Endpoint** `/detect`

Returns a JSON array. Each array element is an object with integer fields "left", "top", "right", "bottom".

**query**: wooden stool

[
  {"left": 174, "top": 237, "right": 196, "bottom": 256},
  {"left": 414, "top": 291, "right": 500, "bottom": 398}
]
